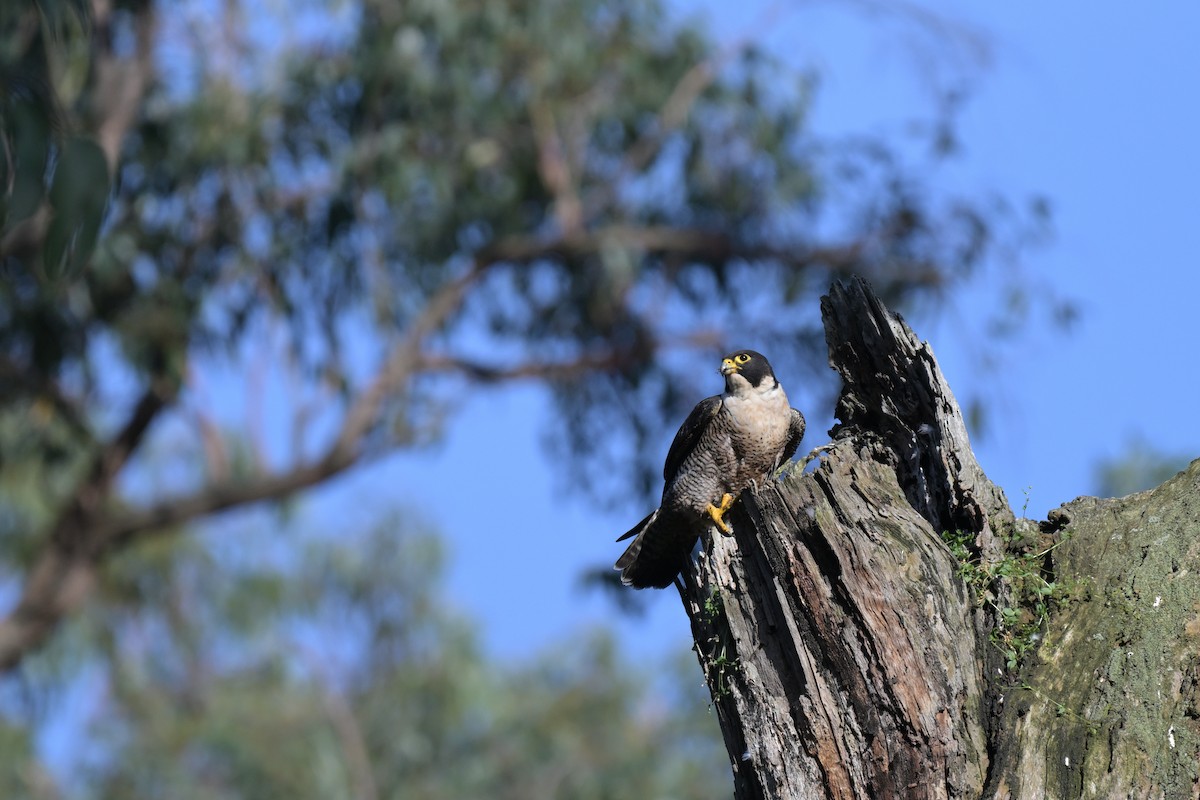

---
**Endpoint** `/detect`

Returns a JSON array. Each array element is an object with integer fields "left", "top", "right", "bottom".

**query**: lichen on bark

[{"left": 990, "top": 458, "right": 1200, "bottom": 799}]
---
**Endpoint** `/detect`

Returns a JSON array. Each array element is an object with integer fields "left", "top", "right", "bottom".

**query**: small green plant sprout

[
  {"left": 707, "top": 640, "right": 740, "bottom": 699},
  {"left": 697, "top": 588, "right": 740, "bottom": 699},
  {"left": 703, "top": 588, "right": 723, "bottom": 622},
  {"left": 940, "top": 527, "right": 1083, "bottom": 673}
]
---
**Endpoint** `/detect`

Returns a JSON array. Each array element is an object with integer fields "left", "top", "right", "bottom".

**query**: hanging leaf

[
  {"left": 42, "top": 134, "right": 109, "bottom": 280},
  {"left": 2, "top": 100, "right": 53, "bottom": 228}
]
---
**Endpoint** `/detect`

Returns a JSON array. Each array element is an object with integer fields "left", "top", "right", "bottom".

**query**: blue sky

[
  {"left": 127, "top": 1, "right": 1200, "bottom": 669},
  {"left": 27, "top": 2, "right": 1200, "bottom": 782},
  {"left": 341, "top": 1, "right": 1200, "bottom": 662}
]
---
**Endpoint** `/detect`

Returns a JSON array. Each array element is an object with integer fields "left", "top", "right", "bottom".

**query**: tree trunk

[{"left": 679, "top": 277, "right": 1200, "bottom": 799}]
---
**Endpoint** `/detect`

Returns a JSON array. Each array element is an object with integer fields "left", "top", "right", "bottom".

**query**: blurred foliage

[
  {"left": 0, "top": 0, "right": 1069, "bottom": 793},
  {"left": 1, "top": 518, "right": 728, "bottom": 799},
  {"left": 1093, "top": 438, "right": 1192, "bottom": 498},
  {"left": 1, "top": 0, "right": 1060, "bottom": 511}
]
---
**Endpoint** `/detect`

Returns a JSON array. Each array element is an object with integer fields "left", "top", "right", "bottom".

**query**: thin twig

[{"left": 529, "top": 98, "right": 584, "bottom": 235}]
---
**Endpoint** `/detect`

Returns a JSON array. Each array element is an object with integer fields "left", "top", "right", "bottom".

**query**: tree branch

[
  {"left": 414, "top": 327, "right": 728, "bottom": 385},
  {"left": 0, "top": 213, "right": 935, "bottom": 675},
  {"left": 0, "top": 258, "right": 492, "bottom": 672},
  {"left": 101, "top": 262, "right": 492, "bottom": 548},
  {"left": 416, "top": 351, "right": 633, "bottom": 384},
  {"left": 477, "top": 224, "right": 896, "bottom": 279},
  {"left": 0, "top": 380, "right": 175, "bottom": 671},
  {"left": 618, "top": 58, "right": 715, "bottom": 180},
  {"left": 91, "top": 1, "right": 156, "bottom": 173},
  {"left": 331, "top": 262, "right": 487, "bottom": 463},
  {"left": 529, "top": 98, "right": 584, "bottom": 236},
  {"left": 97, "top": 457, "right": 352, "bottom": 549},
  {"left": 293, "top": 643, "right": 380, "bottom": 800},
  {"left": 591, "top": 3, "right": 788, "bottom": 222}
]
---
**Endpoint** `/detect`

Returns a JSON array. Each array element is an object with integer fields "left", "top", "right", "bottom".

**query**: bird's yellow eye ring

[{"left": 735, "top": 353, "right": 751, "bottom": 364}]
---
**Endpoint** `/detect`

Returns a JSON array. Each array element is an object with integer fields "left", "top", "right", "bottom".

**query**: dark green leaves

[
  {"left": 1, "top": 101, "right": 53, "bottom": 227},
  {"left": 43, "top": 135, "right": 110, "bottom": 280}
]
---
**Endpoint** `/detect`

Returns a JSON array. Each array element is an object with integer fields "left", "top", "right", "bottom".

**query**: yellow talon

[{"left": 707, "top": 493, "right": 735, "bottom": 533}]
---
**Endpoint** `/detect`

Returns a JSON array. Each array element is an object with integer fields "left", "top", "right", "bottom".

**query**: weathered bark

[
  {"left": 986, "top": 466, "right": 1200, "bottom": 799},
  {"left": 680, "top": 277, "right": 1200, "bottom": 799}
]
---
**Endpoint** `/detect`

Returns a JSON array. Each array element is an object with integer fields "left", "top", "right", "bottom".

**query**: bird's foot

[{"left": 707, "top": 493, "right": 735, "bottom": 534}]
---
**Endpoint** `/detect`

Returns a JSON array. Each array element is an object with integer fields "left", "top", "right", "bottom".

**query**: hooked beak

[{"left": 720, "top": 357, "right": 739, "bottom": 376}]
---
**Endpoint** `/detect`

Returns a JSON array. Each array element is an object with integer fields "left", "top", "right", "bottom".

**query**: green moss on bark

[{"left": 988, "top": 459, "right": 1200, "bottom": 798}]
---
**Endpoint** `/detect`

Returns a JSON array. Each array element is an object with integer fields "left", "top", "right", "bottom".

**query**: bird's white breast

[
  {"left": 722, "top": 381, "right": 790, "bottom": 431},
  {"left": 721, "top": 380, "right": 793, "bottom": 475}
]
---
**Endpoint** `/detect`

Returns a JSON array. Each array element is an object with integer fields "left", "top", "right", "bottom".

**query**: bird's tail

[
  {"left": 613, "top": 508, "right": 696, "bottom": 589},
  {"left": 614, "top": 509, "right": 656, "bottom": 569},
  {"left": 615, "top": 510, "right": 656, "bottom": 543}
]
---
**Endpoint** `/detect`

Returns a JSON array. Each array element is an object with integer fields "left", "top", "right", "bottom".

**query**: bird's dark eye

[{"left": 735, "top": 353, "right": 751, "bottom": 364}]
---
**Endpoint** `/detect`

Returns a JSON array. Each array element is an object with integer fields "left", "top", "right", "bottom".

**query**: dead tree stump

[{"left": 679, "top": 278, "right": 1200, "bottom": 799}]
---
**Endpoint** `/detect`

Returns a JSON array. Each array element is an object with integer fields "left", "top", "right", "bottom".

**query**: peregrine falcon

[{"left": 614, "top": 350, "right": 805, "bottom": 589}]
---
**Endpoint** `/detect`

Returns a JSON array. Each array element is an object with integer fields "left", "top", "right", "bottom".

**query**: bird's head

[{"left": 720, "top": 349, "right": 777, "bottom": 393}]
